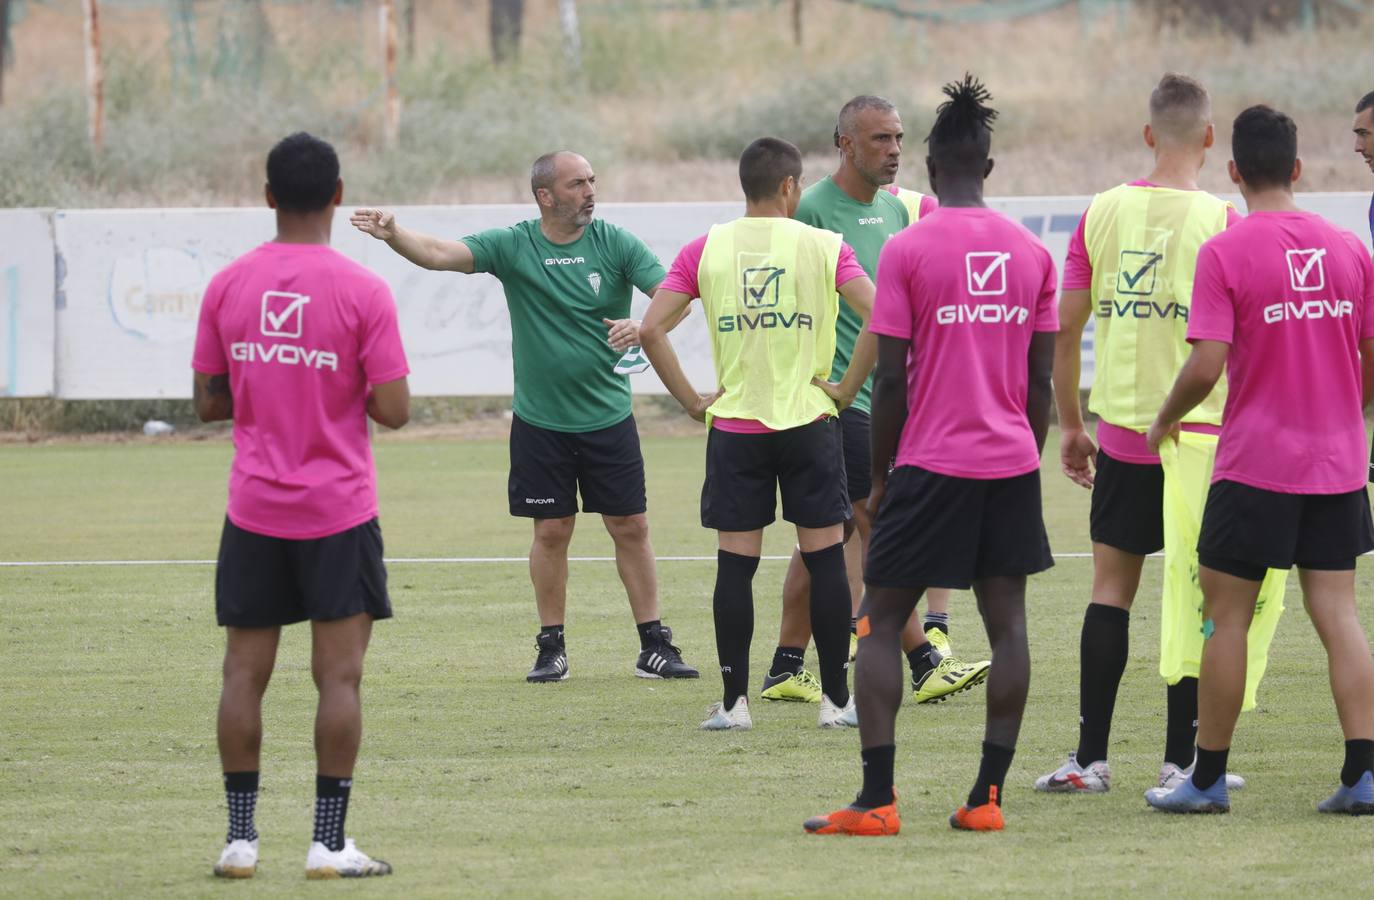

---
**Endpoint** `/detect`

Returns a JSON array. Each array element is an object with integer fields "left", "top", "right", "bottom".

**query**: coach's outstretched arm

[
  {"left": 1052, "top": 288, "right": 1096, "bottom": 488},
  {"left": 193, "top": 372, "right": 233, "bottom": 422},
  {"left": 866, "top": 334, "right": 910, "bottom": 515},
  {"left": 815, "top": 275, "right": 879, "bottom": 409},
  {"left": 1145, "top": 340, "right": 1229, "bottom": 453},
  {"left": 351, "top": 209, "right": 476, "bottom": 273},
  {"left": 1027, "top": 331, "right": 1055, "bottom": 456},
  {"left": 640, "top": 288, "right": 721, "bottom": 421}
]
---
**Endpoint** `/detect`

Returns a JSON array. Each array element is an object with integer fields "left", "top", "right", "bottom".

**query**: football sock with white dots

[
  {"left": 713, "top": 550, "right": 759, "bottom": 708},
  {"left": 801, "top": 542, "right": 852, "bottom": 708},
  {"left": 923, "top": 611, "right": 950, "bottom": 635},
  {"left": 223, "top": 771, "right": 259, "bottom": 843},
  {"left": 313, "top": 775, "right": 352, "bottom": 853},
  {"left": 907, "top": 641, "right": 938, "bottom": 681},
  {"left": 856, "top": 744, "right": 896, "bottom": 809},
  {"left": 769, "top": 646, "right": 806, "bottom": 679}
]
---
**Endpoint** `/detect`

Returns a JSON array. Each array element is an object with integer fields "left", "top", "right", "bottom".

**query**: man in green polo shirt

[
  {"left": 760, "top": 96, "right": 989, "bottom": 707},
  {"left": 351, "top": 150, "right": 698, "bottom": 684}
]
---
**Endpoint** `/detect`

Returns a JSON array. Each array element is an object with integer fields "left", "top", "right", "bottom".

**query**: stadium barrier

[{"left": 1, "top": 193, "right": 1370, "bottom": 399}]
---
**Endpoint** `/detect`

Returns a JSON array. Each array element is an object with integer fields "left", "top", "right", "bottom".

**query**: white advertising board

[
  {"left": 26, "top": 192, "right": 1374, "bottom": 398},
  {"left": 0, "top": 209, "right": 56, "bottom": 397}
]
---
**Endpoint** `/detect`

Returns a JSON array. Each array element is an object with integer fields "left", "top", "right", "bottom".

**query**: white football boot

[
  {"left": 818, "top": 693, "right": 858, "bottom": 728},
  {"left": 213, "top": 838, "right": 258, "bottom": 879},
  {"left": 305, "top": 838, "right": 393, "bottom": 879},
  {"left": 700, "top": 696, "right": 753, "bottom": 730}
]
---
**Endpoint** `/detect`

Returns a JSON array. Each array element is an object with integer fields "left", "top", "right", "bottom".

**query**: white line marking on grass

[{"left": 0, "top": 552, "right": 1128, "bottom": 568}]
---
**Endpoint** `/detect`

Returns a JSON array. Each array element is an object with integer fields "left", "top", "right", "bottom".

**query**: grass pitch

[{"left": 2, "top": 430, "right": 1373, "bottom": 897}]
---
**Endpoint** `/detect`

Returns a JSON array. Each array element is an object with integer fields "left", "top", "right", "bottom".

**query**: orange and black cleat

[
  {"left": 949, "top": 784, "right": 1004, "bottom": 831},
  {"left": 803, "top": 801, "right": 900, "bottom": 836}
]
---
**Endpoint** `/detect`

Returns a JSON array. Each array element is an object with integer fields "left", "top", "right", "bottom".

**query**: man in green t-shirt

[
  {"left": 351, "top": 150, "right": 698, "bottom": 684},
  {"left": 759, "top": 96, "right": 989, "bottom": 708}
]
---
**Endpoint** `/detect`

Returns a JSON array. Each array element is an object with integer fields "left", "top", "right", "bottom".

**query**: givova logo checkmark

[
  {"left": 741, "top": 267, "right": 786, "bottom": 309},
  {"left": 260, "top": 291, "right": 310, "bottom": 338},
  {"left": 965, "top": 252, "right": 1010, "bottom": 296},
  {"left": 1116, "top": 250, "right": 1163, "bottom": 296},
  {"left": 1286, "top": 248, "right": 1327, "bottom": 292}
]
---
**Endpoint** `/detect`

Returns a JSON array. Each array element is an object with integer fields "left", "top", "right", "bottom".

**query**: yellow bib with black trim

[
  {"left": 698, "top": 217, "right": 841, "bottom": 430},
  {"left": 1083, "top": 184, "right": 1231, "bottom": 429}
]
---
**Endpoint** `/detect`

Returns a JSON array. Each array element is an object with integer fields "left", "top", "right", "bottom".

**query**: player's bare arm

[
  {"left": 1027, "top": 331, "right": 1055, "bottom": 456},
  {"left": 367, "top": 376, "right": 411, "bottom": 430},
  {"left": 640, "top": 287, "right": 720, "bottom": 421},
  {"left": 1145, "top": 339, "right": 1229, "bottom": 453},
  {"left": 350, "top": 208, "right": 476, "bottom": 273},
  {"left": 815, "top": 275, "right": 878, "bottom": 408},
  {"left": 193, "top": 372, "right": 233, "bottom": 422},
  {"left": 1053, "top": 288, "right": 1096, "bottom": 488},
  {"left": 1360, "top": 337, "right": 1374, "bottom": 408},
  {"left": 867, "top": 333, "right": 910, "bottom": 516}
]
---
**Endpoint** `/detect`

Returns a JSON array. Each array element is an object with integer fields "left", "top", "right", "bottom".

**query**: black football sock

[
  {"left": 1075, "top": 603, "right": 1129, "bottom": 764},
  {"left": 1191, "top": 746, "right": 1229, "bottom": 791},
  {"left": 907, "top": 641, "right": 938, "bottom": 681},
  {"left": 769, "top": 646, "right": 806, "bottom": 678},
  {"left": 538, "top": 624, "right": 565, "bottom": 645},
  {"left": 968, "top": 741, "right": 1015, "bottom": 808},
  {"left": 223, "top": 771, "right": 259, "bottom": 843},
  {"left": 855, "top": 744, "right": 896, "bottom": 809},
  {"left": 636, "top": 619, "right": 662, "bottom": 651},
  {"left": 923, "top": 611, "right": 950, "bottom": 635},
  {"left": 801, "top": 542, "right": 851, "bottom": 707},
  {"left": 1341, "top": 739, "right": 1374, "bottom": 787},
  {"left": 313, "top": 775, "right": 352, "bottom": 853},
  {"left": 713, "top": 550, "right": 759, "bottom": 708},
  {"left": 1164, "top": 677, "right": 1200, "bottom": 769}
]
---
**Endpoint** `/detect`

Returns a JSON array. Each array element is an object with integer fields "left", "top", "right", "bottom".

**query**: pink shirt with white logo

[
  {"left": 872, "top": 206, "right": 1059, "bottom": 479},
  {"left": 661, "top": 232, "right": 866, "bottom": 433},
  {"left": 192, "top": 242, "right": 410, "bottom": 539},
  {"left": 1188, "top": 211, "right": 1374, "bottom": 494}
]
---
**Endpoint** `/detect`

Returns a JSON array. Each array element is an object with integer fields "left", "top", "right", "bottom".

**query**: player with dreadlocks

[{"left": 803, "top": 75, "right": 1058, "bottom": 836}]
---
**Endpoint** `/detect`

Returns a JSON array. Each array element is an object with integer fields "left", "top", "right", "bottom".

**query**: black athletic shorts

[
  {"left": 1197, "top": 479, "right": 1374, "bottom": 581},
  {"left": 1089, "top": 447, "right": 1165, "bottom": 555},
  {"left": 215, "top": 517, "right": 391, "bottom": 628},
  {"left": 865, "top": 465, "right": 1054, "bottom": 590},
  {"left": 839, "top": 407, "right": 872, "bottom": 503},
  {"left": 701, "top": 417, "right": 850, "bottom": 531},
  {"left": 508, "top": 413, "right": 647, "bottom": 519}
]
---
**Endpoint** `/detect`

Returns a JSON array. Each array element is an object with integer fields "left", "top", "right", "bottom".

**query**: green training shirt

[
  {"left": 793, "top": 176, "right": 909, "bottom": 414},
  {"left": 463, "top": 218, "right": 666, "bottom": 432}
]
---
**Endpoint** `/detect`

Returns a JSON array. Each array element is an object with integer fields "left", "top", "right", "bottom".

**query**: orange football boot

[
  {"left": 949, "top": 784, "right": 1005, "bottom": 831},
  {"left": 803, "top": 797, "right": 900, "bottom": 836}
]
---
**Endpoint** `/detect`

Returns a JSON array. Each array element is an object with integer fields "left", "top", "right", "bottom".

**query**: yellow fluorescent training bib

[
  {"left": 1159, "top": 430, "right": 1286, "bottom": 711},
  {"left": 1083, "top": 184, "right": 1231, "bottom": 431},
  {"left": 697, "top": 217, "right": 842, "bottom": 430},
  {"left": 892, "top": 187, "right": 929, "bottom": 224}
]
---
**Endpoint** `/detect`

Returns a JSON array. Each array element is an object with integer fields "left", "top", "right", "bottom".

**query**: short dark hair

[
  {"left": 266, "top": 132, "right": 340, "bottom": 213},
  {"left": 531, "top": 150, "right": 573, "bottom": 197},
  {"left": 835, "top": 94, "right": 897, "bottom": 147},
  {"left": 925, "top": 74, "right": 997, "bottom": 169},
  {"left": 1231, "top": 105, "right": 1297, "bottom": 190},
  {"left": 1357, "top": 91, "right": 1374, "bottom": 114},
  {"left": 738, "top": 137, "right": 802, "bottom": 202}
]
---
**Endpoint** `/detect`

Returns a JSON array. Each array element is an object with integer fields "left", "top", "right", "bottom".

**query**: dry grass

[{"left": 0, "top": 0, "right": 1370, "bottom": 205}]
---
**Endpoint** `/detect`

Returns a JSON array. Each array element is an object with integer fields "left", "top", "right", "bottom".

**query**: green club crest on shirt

[{"left": 587, "top": 272, "right": 601, "bottom": 295}]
